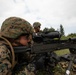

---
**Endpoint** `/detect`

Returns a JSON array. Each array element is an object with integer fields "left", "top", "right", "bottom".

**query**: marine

[
  {"left": 33, "top": 22, "right": 42, "bottom": 33},
  {"left": 0, "top": 17, "right": 35, "bottom": 75}
]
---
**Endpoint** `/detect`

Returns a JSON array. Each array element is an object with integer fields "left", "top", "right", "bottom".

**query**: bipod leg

[{"left": 65, "top": 54, "right": 75, "bottom": 75}]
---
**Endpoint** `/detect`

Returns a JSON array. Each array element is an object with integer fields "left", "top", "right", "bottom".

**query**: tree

[
  {"left": 43, "top": 27, "right": 55, "bottom": 32},
  {"left": 43, "top": 27, "right": 49, "bottom": 32},
  {"left": 60, "top": 24, "right": 65, "bottom": 36},
  {"left": 49, "top": 27, "right": 55, "bottom": 32}
]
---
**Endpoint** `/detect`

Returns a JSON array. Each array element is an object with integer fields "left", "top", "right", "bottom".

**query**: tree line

[{"left": 42, "top": 24, "right": 76, "bottom": 39}]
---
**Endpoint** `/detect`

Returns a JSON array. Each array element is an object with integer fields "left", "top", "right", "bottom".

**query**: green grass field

[{"left": 55, "top": 49, "right": 70, "bottom": 56}]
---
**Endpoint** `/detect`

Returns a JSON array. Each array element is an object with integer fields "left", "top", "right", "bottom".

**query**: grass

[{"left": 54, "top": 49, "right": 70, "bottom": 56}]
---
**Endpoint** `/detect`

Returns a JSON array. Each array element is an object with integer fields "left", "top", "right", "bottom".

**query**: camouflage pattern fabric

[
  {"left": 0, "top": 42, "right": 12, "bottom": 75},
  {"left": 1, "top": 17, "right": 34, "bottom": 39},
  {"left": 33, "top": 22, "right": 41, "bottom": 28},
  {"left": 0, "top": 41, "right": 35, "bottom": 75}
]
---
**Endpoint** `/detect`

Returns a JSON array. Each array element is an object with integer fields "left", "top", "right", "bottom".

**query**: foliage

[
  {"left": 60, "top": 24, "right": 65, "bottom": 36},
  {"left": 49, "top": 27, "right": 55, "bottom": 32},
  {"left": 60, "top": 33, "right": 76, "bottom": 40},
  {"left": 43, "top": 27, "right": 49, "bottom": 32},
  {"left": 67, "top": 33, "right": 76, "bottom": 38},
  {"left": 43, "top": 27, "right": 55, "bottom": 32}
]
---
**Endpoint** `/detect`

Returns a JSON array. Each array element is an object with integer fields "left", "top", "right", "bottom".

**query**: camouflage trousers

[{"left": 12, "top": 64, "right": 35, "bottom": 75}]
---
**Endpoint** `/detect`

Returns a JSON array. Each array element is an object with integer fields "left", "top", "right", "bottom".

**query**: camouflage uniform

[{"left": 0, "top": 17, "right": 35, "bottom": 75}]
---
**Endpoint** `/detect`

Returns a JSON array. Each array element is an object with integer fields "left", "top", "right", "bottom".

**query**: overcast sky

[{"left": 0, "top": 0, "right": 76, "bottom": 35}]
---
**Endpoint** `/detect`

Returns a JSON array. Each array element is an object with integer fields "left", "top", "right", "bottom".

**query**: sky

[{"left": 0, "top": 0, "right": 76, "bottom": 35}]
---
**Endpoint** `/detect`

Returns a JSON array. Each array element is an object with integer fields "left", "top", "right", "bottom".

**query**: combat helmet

[
  {"left": 1, "top": 17, "right": 34, "bottom": 38},
  {"left": 33, "top": 22, "right": 41, "bottom": 28}
]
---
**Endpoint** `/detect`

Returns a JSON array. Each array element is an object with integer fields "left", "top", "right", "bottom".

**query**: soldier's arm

[{"left": 0, "top": 44, "right": 12, "bottom": 75}]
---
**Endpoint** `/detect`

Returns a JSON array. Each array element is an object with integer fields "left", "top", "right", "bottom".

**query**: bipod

[{"left": 65, "top": 54, "right": 76, "bottom": 75}]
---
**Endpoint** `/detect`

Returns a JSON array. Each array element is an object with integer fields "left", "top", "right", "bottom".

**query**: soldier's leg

[{"left": 13, "top": 64, "right": 36, "bottom": 75}]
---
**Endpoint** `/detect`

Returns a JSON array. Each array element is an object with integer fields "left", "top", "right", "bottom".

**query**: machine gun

[
  {"left": 12, "top": 31, "right": 76, "bottom": 75},
  {"left": 13, "top": 31, "right": 76, "bottom": 54}
]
